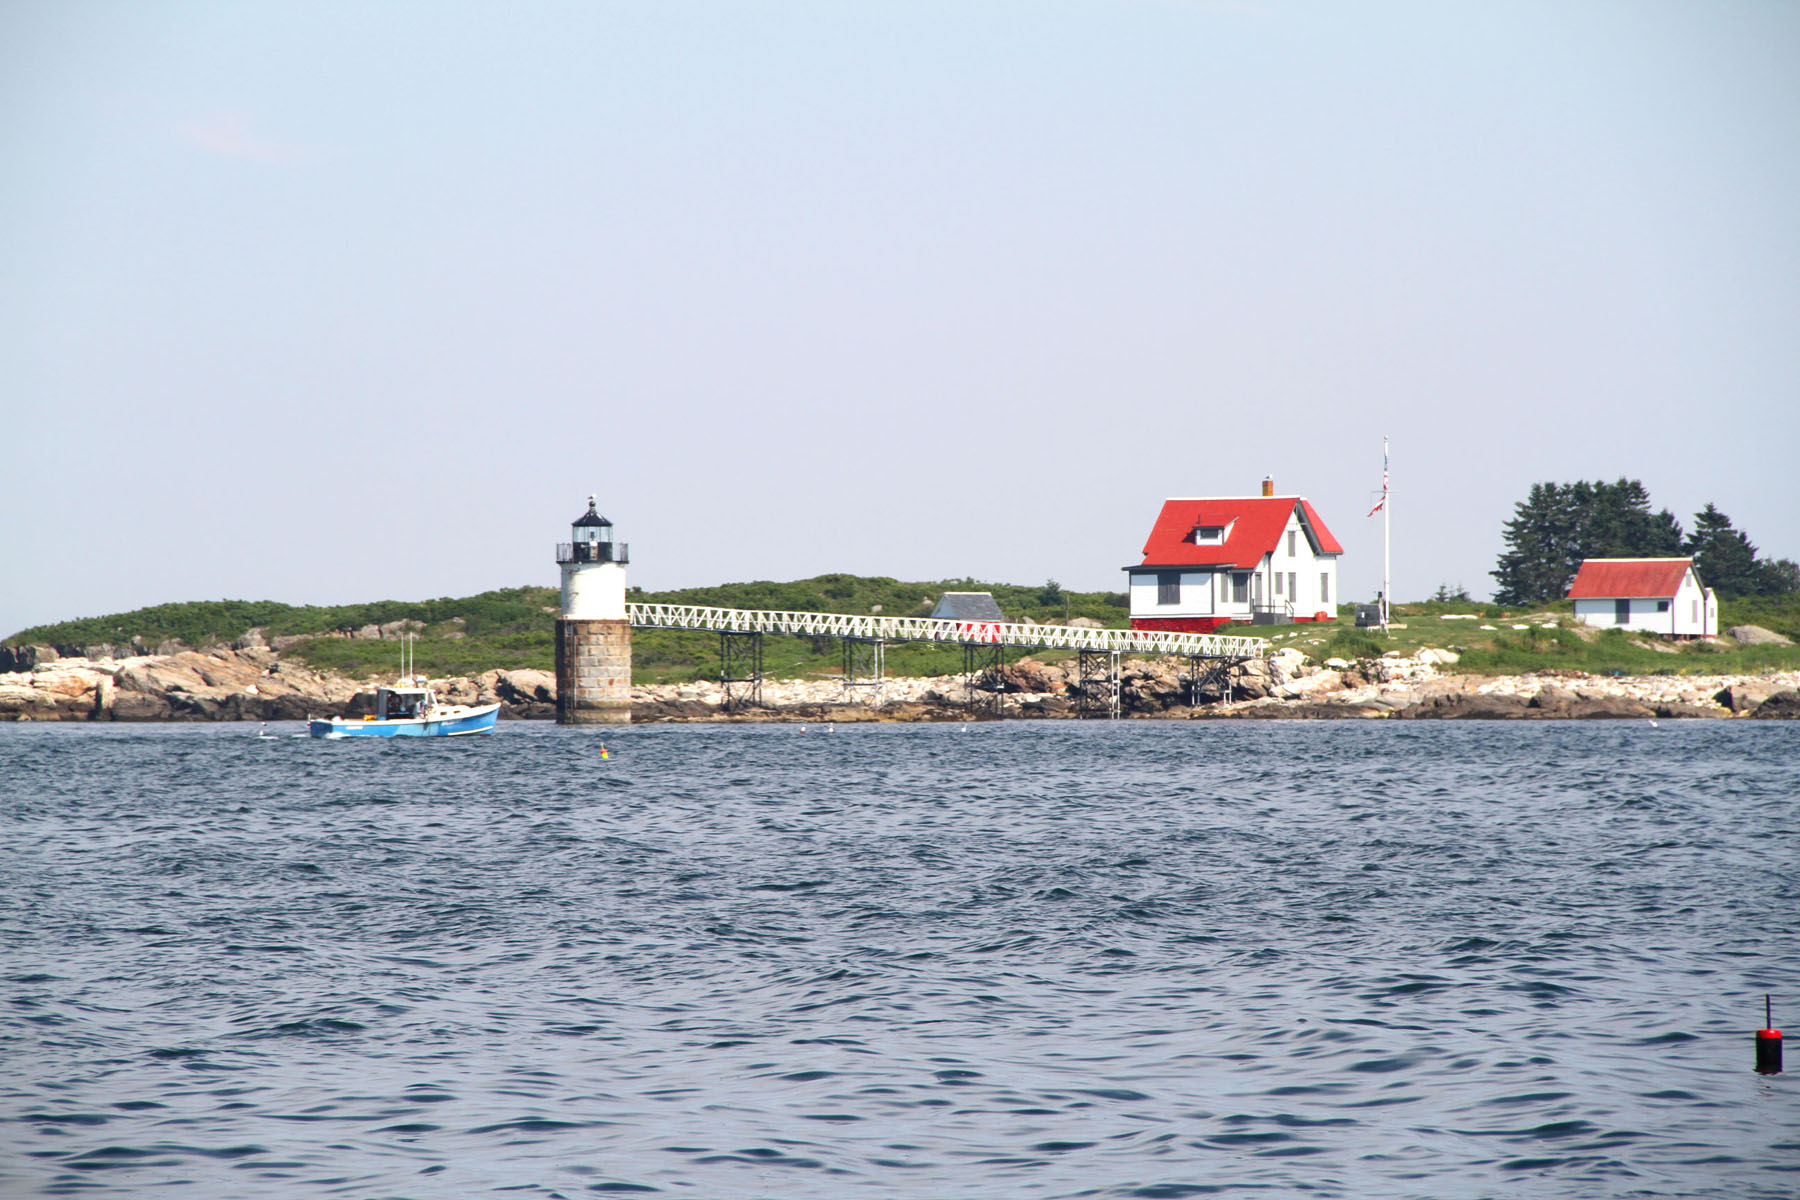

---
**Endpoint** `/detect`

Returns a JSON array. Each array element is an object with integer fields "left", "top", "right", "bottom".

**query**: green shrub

[{"left": 1325, "top": 628, "right": 1384, "bottom": 659}]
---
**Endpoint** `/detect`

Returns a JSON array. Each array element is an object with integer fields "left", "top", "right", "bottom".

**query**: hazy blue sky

[{"left": 5, "top": 1, "right": 1797, "bottom": 637}]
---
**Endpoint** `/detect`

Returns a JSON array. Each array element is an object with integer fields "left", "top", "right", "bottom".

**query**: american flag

[{"left": 1366, "top": 437, "right": 1388, "bottom": 517}]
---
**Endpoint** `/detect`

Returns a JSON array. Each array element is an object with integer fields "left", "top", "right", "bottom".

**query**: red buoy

[{"left": 1757, "top": 995, "right": 1783, "bottom": 1076}]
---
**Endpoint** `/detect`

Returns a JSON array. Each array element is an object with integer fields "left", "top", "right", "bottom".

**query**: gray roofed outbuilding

[{"left": 930, "top": 592, "right": 1005, "bottom": 622}]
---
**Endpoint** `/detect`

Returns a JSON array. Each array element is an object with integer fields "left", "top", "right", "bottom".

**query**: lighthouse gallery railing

[{"left": 626, "top": 603, "right": 1267, "bottom": 660}]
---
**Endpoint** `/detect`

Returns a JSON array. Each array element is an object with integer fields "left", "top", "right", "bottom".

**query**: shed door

[{"left": 1614, "top": 599, "right": 1630, "bottom": 624}]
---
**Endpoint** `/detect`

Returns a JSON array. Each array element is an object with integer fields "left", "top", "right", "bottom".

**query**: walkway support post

[
  {"left": 842, "top": 637, "right": 885, "bottom": 707},
  {"left": 962, "top": 643, "right": 1004, "bottom": 715},
  {"left": 1076, "top": 649, "right": 1121, "bottom": 719},
  {"left": 720, "top": 630, "right": 763, "bottom": 711},
  {"left": 1188, "top": 654, "right": 1243, "bottom": 706}
]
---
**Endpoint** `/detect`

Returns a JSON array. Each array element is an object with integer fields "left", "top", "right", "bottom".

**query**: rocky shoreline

[{"left": 2, "top": 642, "right": 1797, "bottom": 723}]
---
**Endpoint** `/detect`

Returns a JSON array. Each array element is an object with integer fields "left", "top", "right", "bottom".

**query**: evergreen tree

[
  {"left": 1642, "top": 507, "right": 1687, "bottom": 556},
  {"left": 1491, "top": 477, "right": 1686, "bottom": 604},
  {"left": 1585, "top": 478, "right": 1683, "bottom": 557},
  {"left": 1492, "top": 482, "right": 1574, "bottom": 604},
  {"left": 1686, "top": 503, "right": 1763, "bottom": 597},
  {"left": 1759, "top": 558, "right": 1800, "bottom": 595}
]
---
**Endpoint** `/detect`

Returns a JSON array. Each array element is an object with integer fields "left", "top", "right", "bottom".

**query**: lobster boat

[
  {"left": 308, "top": 684, "right": 499, "bottom": 738},
  {"left": 307, "top": 636, "right": 499, "bottom": 738}
]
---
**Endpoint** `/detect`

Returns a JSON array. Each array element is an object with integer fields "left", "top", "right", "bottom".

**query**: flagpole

[{"left": 1364, "top": 436, "right": 1391, "bottom": 632}]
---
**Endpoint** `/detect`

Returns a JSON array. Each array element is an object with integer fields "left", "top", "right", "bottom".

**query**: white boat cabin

[{"left": 375, "top": 686, "right": 434, "bottom": 720}]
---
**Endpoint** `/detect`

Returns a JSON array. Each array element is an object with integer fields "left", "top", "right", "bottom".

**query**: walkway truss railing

[{"left": 627, "top": 603, "right": 1268, "bottom": 661}]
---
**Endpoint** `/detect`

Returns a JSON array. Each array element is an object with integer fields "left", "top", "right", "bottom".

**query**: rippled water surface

[{"left": 3, "top": 720, "right": 1797, "bottom": 1198}]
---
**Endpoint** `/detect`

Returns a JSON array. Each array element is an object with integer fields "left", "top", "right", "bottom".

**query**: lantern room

[{"left": 558, "top": 496, "right": 629, "bottom": 565}]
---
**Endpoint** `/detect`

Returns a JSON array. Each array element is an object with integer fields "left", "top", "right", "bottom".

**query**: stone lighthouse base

[{"left": 555, "top": 618, "right": 632, "bottom": 725}]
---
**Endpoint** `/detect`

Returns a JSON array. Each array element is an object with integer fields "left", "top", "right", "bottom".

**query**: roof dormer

[{"left": 1190, "top": 516, "right": 1235, "bottom": 545}]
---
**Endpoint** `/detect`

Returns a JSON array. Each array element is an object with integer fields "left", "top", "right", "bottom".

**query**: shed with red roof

[
  {"left": 1568, "top": 558, "right": 1716, "bottom": 637},
  {"left": 1125, "top": 478, "right": 1342, "bottom": 633}
]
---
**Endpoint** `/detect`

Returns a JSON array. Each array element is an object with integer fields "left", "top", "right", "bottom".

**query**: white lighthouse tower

[{"left": 554, "top": 496, "right": 632, "bottom": 724}]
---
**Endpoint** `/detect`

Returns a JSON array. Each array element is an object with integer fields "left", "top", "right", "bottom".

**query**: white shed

[{"left": 1568, "top": 558, "right": 1717, "bottom": 637}]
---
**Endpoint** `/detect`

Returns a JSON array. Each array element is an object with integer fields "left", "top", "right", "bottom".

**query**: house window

[
  {"left": 1287, "top": 530, "right": 1297, "bottom": 556},
  {"left": 1232, "top": 573, "right": 1249, "bottom": 604},
  {"left": 1655, "top": 600, "right": 1670, "bottom": 612},
  {"left": 1157, "top": 572, "right": 1180, "bottom": 606},
  {"left": 1274, "top": 572, "right": 1283, "bottom": 596},
  {"left": 1692, "top": 600, "right": 1698, "bottom": 622},
  {"left": 1288, "top": 571, "right": 1297, "bottom": 601},
  {"left": 1193, "top": 525, "right": 1225, "bottom": 545},
  {"left": 1614, "top": 599, "right": 1630, "bottom": 624},
  {"left": 1320, "top": 572, "right": 1330, "bottom": 605}
]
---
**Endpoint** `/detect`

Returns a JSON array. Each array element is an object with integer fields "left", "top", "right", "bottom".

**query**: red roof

[
  {"left": 1132, "top": 496, "right": 1343, "bottom": 569},
  {"left": 1568, "top": 558, "right": 1695, "bottom": 599}
]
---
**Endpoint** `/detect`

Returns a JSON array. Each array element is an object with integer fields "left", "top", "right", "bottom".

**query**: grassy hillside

[
  {"left": 6, "top": 576, "right": 1130, "bottom": 685},
  {"left": 1226, "top": 597, "right": 1800, "bottom": 676},
  {"left": 11, "top": 582, "right": 1796, "bottom": 684}
]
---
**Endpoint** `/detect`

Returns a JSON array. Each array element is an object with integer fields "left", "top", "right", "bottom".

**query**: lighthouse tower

[{"left": 554, "top": 497, "right": 632, "bottom": 724}]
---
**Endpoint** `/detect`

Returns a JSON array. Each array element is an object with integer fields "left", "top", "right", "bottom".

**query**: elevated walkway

[
  {"left": 627, "top": 602, "right": 1267, "bottom": 659},
  {"left": 627, "top": 603, "right": 1265, "bottom": 718}
]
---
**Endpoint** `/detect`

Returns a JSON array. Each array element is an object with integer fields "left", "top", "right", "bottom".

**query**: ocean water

[{"left": 2, "top": 719, "right": 1796, "bottom": 1199}]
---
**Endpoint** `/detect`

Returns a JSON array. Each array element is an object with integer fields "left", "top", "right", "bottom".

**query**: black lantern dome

[{"left": 573, "top": 496, "right": 612, "bottom": 532}]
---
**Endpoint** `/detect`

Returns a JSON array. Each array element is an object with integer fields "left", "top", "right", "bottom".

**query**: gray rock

[
  {"left": 1566, "top": 695, "right": 1656, "bottom": 719},
  {"left": 1749, "top": 690, "right": 1800, "bottom": 719},
  {"left": 1408, "top": 692, "right": 1530, "bottom": 719},
  {"left": 995, "top": 659, "right": 1066, "bottom": 694},
  {"left": 1653, "top": 702, "right": 1727, "bottom": 720},
  {"left": 1716, "top": 682, "right": 1783, "bottom": 712},
  {"left": 110, "top": 691, "right": 174, "bottom": 720},
  {"left": 497, "top": 669, "right": 557, "bottom": 704},
  {"left": 1727, "top": 625, "right": 1793, "bottom": 646},
  {"left": 1530, "top": 683, "right": 1576, "bottom": 713}
]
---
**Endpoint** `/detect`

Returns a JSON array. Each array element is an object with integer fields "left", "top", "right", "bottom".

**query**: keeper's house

[
  {"left": 1568, "top": 558, "right": 1717, "bottom": 638},
  {"left": 1125, "top": 478, "right": 1342, "bottom": 633}
]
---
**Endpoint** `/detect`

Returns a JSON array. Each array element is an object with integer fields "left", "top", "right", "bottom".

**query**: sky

[{"left": 4, "top": 0, "right": 1797, "bottom": 637}]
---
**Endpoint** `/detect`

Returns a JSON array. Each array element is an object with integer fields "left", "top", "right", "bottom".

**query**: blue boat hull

[{"left": 308, "top": 704, "right": 500, "bottom": 739}]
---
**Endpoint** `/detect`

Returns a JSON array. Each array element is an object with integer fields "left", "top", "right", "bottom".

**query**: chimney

[{"left": 1261, "top": 476, "right": 1274, "bottom": 497}]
